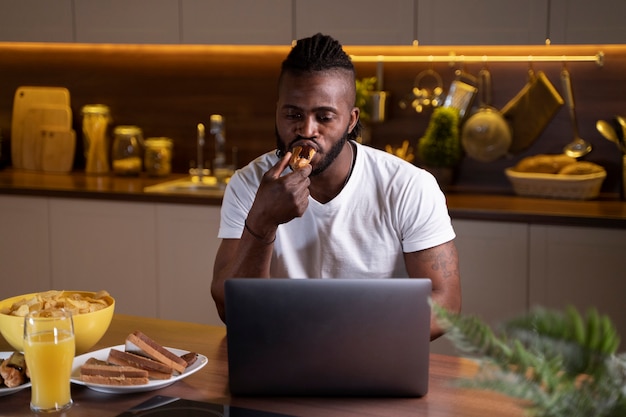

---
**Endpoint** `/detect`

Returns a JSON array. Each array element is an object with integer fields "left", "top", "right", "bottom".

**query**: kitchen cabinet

[
  {"left": 0, "top": 0, "right": 74, "bottom": 42},
  {"left": 74, "top": 0, "right": 180, "bottom": 44},
  {"left": 529, "top": 224, "right": 626, "bottom": 347},
  {"left": 48, "top": 198, "right": 159, "bottom": 317},
  {"left": 416, "top": 0, "right": 548, "bottom": 45},
  {"left": 549, "top": 0, "right": 626, "bottom": 44},
  {"left": 0, "top": 195, "right": 223, "bottom": 326},
  {"left": 155, "top": 204, "right": 223, "bottom": 326},
  {"left": 295, "top": 0, "right": 415, "bottom": 45},
  {"left": 1, "top": 0, "right": 624, "bottom": 45},
  {"left": 431, "top": 219, "right": 529, "bottom": 355},
  {"left": 0, "top": 196, "right": 51, "bottom": 297},
  {"left": 181, "top": 0, "right": 292, "bottom": 45}
]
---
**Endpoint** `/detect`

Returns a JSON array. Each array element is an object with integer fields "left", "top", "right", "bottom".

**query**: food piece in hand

[
  {"left": 108, "top": 349, "right": 174, "bottom": 380},
  {"left": 125, "top": 331, "right": 188, "bottom": 374},
  {"left": 0, "top": 352, "right": 28, "bottom": 388},
  {"left": 289, "top": 145, "right": 316, "bottom": 170},
  {"left": 80, "top": 358, "right": 149, "bottom": 386}
]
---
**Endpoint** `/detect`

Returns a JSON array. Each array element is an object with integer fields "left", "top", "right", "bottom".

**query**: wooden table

[{"left": 1, "top": 314, "right": 524, "bottom": 416}]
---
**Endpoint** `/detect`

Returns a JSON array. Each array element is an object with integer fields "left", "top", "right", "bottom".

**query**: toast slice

[
  {"left": 80, "top": 358, "right": 149, "bottom": 386},
  {"left": 125, "top": 330, "right": 188, "bottom": 374},
  {"left": 107, "top": 348, "right": 173, "bottom": 380}
]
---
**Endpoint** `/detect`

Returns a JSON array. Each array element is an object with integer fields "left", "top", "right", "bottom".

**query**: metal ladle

[{"left": 561, "top": 67, "right": 592, "bottom": 158}]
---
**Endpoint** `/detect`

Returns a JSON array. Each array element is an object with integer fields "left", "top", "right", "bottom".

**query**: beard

[{"left": 275, "top": 126, "right": 350, "bottom": 177}]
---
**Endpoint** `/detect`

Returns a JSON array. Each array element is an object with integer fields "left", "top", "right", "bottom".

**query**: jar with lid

[
  {"left": 81, "top": 104, "right": 111, "bottom": 175},
  {"left": 144, "top": 137, "right": 173, "bottom": 177},
  {"left": 112, "top": 125, "right": 143, "bottom": 176}
]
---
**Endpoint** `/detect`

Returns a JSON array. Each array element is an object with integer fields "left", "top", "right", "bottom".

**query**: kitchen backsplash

[{"left": 0, "top": 43, "right": 624, "bottom": 195}]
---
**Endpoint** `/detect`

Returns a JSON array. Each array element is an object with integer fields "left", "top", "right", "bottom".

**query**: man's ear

[{"left": 349, "top": 107, "right": 360, "bottom": 133}]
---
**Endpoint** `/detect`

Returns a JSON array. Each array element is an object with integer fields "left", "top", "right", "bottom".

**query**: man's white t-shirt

[{"left": 219, "top": 141, "right": 456, "bottom": 278}]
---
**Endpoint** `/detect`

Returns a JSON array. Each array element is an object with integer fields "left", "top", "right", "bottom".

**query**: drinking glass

[{"left": 23, "top": 309, "right": 75, "bottom": 412}]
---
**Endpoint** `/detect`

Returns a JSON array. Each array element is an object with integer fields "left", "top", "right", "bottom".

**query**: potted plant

[
  {"left": 417, "top": 106, "right": 462, "bottom": 189},
  {"left": 434, "top": 303, "right": 626, "bottom": 417}
]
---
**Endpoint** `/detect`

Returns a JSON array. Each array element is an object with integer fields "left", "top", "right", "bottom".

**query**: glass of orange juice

[{"left": 23, "top": 309, "right": 75, "bottom": 412}]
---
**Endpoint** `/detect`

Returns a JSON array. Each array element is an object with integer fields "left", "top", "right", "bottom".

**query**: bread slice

[
  {"left": 125, "top": 330, "right": 188, "bottom": 374},
  {"left": 107, "top": 348, "right": 173, "bottom": 380},
  {"left": 80, "top": 359, "right": 149, "bottom": 386},
  {"left": 80, "top": 374, "right": 150, "bottom": 386}
]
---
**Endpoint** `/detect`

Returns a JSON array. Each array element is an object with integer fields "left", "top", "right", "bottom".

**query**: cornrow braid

[{"left": 282, "top": 33, "right": 354, "bottom": 73}]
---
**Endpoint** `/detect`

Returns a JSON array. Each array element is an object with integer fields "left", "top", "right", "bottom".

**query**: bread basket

[{"left": 505, "top": 168, "right": 606, "bottom": 200}]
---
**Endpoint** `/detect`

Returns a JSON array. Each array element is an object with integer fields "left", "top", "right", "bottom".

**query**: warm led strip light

[{"left": 350, "top": 51, "right": 604, "bottom": 66}]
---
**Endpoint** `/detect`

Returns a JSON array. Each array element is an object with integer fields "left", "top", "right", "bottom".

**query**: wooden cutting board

[
  {"left": 11, "top": 86, "right": 71, "bottom": 169},
  {"left": 40, "top": 127, "right": 76, "bottom": 173},
  {"left": 21, "top": 105, "right": 72, "bottom": 170}
]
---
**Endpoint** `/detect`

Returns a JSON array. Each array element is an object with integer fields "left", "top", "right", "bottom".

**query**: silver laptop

[{"left": 224, "top": 278, "right": 432, "bottom": 397}]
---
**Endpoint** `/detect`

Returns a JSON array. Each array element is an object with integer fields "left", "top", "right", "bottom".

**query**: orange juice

[{"left": 24, "top": 330, "right": 75, "bottom": 411}]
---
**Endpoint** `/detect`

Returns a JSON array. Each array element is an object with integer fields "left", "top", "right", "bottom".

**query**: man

[{"left": 211, "top": 33, "right": 461, "bottom": 340}]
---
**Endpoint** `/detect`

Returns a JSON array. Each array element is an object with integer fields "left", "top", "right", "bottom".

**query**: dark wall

[{"left": 0, "top": 43, "right": 624, "bottom": 196}]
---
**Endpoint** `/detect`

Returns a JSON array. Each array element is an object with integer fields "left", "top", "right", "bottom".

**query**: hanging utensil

[
  {"left": 461, "top": 68, "right": 512, "bottom": 162},
  {"left": 442, "top": 69, "right": 478, "bottom": 121},
  {"left": 615, "top": 116, "right": 626, "bottom": 151},
  {"left": 561, "top": 67, "right": 592, "bottom": 158},
  {"left": 596, "top": 120, "right": 626, "bottom": 153}
]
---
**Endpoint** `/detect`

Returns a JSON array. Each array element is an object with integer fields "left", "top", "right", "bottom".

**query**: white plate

[
  {"left": 70, "top": 345, "right": 207, "bottom": 394},
  {"left": 0, "top": 352, "right": 31, "bottom": 397}
]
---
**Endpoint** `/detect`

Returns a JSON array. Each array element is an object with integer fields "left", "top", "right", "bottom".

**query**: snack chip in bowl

[{"left": 0, "top": 290, "right": 114, "bottom": 354}]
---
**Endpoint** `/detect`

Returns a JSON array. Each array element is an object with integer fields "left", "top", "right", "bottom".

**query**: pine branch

[{"left": 432, "top": 303, "right": 626, "bottom": 417}]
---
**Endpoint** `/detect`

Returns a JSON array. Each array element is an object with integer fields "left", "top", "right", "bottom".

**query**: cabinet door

[
  {"left": 181, "top": 0, "right": 292, "bottom": 45},
  {"left": 155, "top": 204, "right": 223, "bottom": 326},
  {"left": 0, "top": 195, "right": 51, "bottom": 298},
  {"left": 0, "top": 0, "right": 74, "bottom": 42},
  {"left": 431, "top": 219, "right": 529, "bottom": 355},
  {"left": 529, "top": 224, "right": 626, "bottom": 348},
  {"left": 74, "top": 0, "right": 180, "bottom": 44},
  {"left": 416, "top": 0, "right": 548, "bottom": 45},
  {"left": 549, "top": 0, "right": 626, "bottom": 44},
  {"left": 295, "top": 0, "right": 414, "bottom": 45},
  {"left": 49, "top": 198, "right": 158, "bottom": 317}
]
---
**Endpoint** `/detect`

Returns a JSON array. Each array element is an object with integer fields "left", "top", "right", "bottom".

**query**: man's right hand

[{"left": 244, "top": 151, "right": 312, "bottom": 239}]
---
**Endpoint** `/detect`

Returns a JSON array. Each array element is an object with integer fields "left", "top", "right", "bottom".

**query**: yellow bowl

[{"left": 0, "top": 291, "right": 115, "bottom": 355}]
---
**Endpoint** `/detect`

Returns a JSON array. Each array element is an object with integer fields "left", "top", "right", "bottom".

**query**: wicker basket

[{"left": 505, "top": 168, "right": 607, "bottom": 200}]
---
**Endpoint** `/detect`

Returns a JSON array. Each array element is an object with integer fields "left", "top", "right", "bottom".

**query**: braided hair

[
  {"left": 280, "top": 33, "right": 362, "bottom": 141},
  {"left": 282, "top": 33, "right": 354, "bottom": 73}
]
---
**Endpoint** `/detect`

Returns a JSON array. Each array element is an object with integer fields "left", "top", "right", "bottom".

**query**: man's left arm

[{"left": 404, "top": 240, "right": 461, "bottom": 340}]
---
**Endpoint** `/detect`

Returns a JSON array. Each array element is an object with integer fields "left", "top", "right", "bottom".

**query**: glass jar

[
  {"left": 144, "top": 137, "right": 173, "bottom": 177},
  {"left": 112, "top": 125, "right": 143, "bottom": 176},
  {"left": 81, "top": 104, "right": 111, "bottom": 175}
]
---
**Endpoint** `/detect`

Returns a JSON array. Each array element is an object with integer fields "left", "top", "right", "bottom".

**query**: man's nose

[{"left": 297, "top": 115, "right": 318, "bottom": 138}]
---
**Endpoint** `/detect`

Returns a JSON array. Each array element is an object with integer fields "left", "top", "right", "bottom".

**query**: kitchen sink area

[{"left": 143, "top": 175, "right": 226, "bottom": 197}]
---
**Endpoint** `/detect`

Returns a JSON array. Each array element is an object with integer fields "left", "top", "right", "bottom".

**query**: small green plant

[
  {"left": 434, "top": 303, "right": 626, "bottom": 417},
  {"left": 417, "top": 106, "right": 462, "bottom": 168},
  {"left": 355, "top": 76, "right": 377, "bottom": 123}
]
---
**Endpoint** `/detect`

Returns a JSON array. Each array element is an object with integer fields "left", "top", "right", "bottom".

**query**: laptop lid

[{"left": 224, "top": 278, "right": 431, "bottom": 397}]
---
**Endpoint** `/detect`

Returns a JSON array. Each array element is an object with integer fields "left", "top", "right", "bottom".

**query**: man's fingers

[{"left": 268, "top": 151, "right": 292, "bottom": 179}]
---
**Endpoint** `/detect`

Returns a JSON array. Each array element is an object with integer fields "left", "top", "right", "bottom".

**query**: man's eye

[
  {"left": 318, "top": 114, "right": 334, "bottom": 122},
  {"left": 286, "top": 113, "right": 302, "bottom": 120}
]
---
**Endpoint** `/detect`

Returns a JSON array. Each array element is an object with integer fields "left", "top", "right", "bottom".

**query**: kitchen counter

[{"left": 1, "top": 169, "right": 625, "bottom": 228}]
